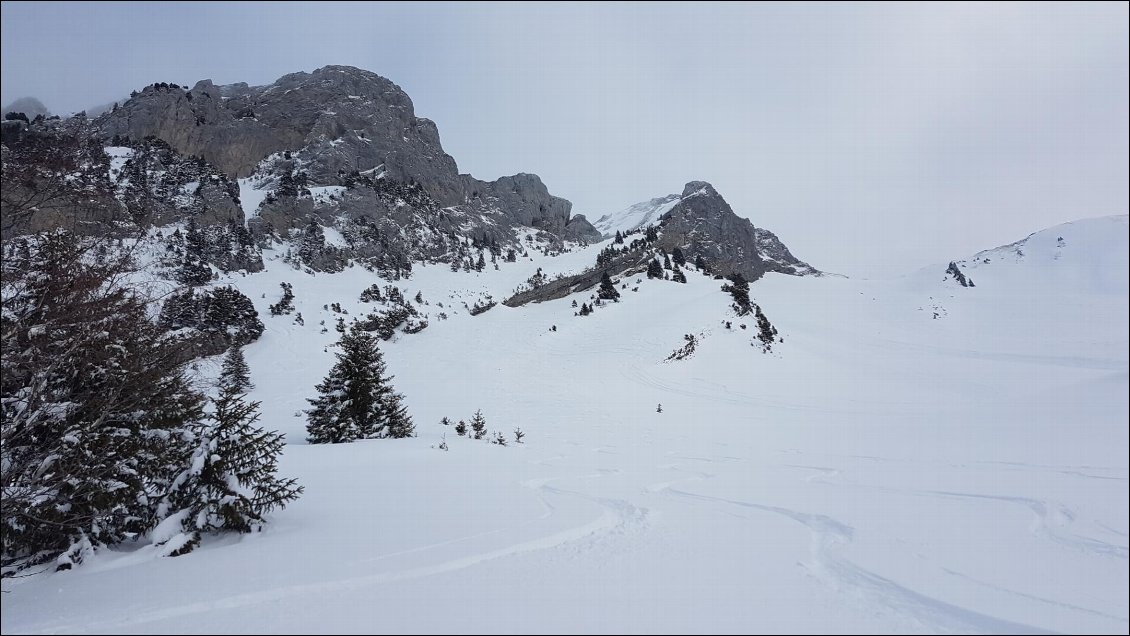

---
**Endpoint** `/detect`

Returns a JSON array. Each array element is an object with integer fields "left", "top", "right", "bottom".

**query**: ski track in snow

[
  {"left": 925, "top": 490, "right": 1129, "bottom": 561},
  {"left": 661, "top": 486, "right": 1058, "bottom": 635}
]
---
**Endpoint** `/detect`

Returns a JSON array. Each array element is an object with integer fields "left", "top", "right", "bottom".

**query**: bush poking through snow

[{"left": 269, "top": 282, "right": 295, "bottom": 316}]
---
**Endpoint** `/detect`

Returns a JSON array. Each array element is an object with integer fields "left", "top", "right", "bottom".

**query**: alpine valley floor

[{"left": 2, "top": 216, "right": 1127, "bottom": 635}]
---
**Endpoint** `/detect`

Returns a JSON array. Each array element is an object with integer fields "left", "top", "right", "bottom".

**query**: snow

[
  {"left": 104, "top": 146, "right": 134, "bottom": 183},
  {"left": 238, "top": 176, "right": 271, "bottom": 220},
  {"left": 320, "top": 225, "right": 349, "bottom": 248},
  {"left": 593, "top": 193, "right": 682, "bottom": 237},
  {"left": 1, "top": 217, "right": 1126, "bottom": 634},
  {"left": 309, "top": 185, "right": 347, "bottom": 205}
]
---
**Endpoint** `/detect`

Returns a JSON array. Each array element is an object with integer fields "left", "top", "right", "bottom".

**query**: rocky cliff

[{"left": 95, "top": 66, "right": 599, "bottom": 249}]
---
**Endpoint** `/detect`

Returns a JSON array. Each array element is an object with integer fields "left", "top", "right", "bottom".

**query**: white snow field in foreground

[{"left": 2, "top": 216, "right": 1127, "bottom": 634}]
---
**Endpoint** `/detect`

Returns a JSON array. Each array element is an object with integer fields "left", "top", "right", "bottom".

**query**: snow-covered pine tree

[
  {"left": 298, "top": 217, "right": 325, "bottom": 267},
  {"left": 383, "top": 390, "right": 415, "bottom": 439},
  {"left": 646, "top": 259, "right": 664, "bottom": 279},
  {"left": 455, "top": 420, "right": 468, "bottom": 436},
  {"left": 305, "top": 328, "right": 404, "bottom": 443},
  {"left": 1, "top": 232, "right": 204, "bottom": 573},
  {"left": 160, "top": 384, "right": 302, "bottom": 556},
  {"left": 218, "top": 345, "right": 253, "bottom": 393},
  {"left": 598, "top": 271, "right": 620, "bottom": 301},
  {"left": 177, "top": 219, "right": 212, "bottom": 286},
  {"left": 269, "top": 282, "right": 295, "bottom": 316},
  {"left": 470, "top": 410, "right": 487, "bottom": 440}
]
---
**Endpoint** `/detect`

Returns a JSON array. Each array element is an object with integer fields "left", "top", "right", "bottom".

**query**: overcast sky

[{"left": 2, "top": 2, "right": 1127, "bottom": 276}]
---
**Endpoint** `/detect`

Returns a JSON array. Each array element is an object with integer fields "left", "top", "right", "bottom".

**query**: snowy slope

[
  {"left": 2, "top": 218, "right": 1127, "bottom": 635},
  {"left": 593, "top": 193, "right": 681, "bottom": 237},
  {"left": 956, "top": 214, "right": 1129, "bottom": 295}
]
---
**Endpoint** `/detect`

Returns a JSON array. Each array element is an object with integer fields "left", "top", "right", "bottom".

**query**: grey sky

[{"left": 3, "top": 2, "right": 1127, "bottom": 276}]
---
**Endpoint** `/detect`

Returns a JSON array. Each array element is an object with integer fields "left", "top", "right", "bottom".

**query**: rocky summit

[{"left": 5, "top": 65, "right": 812, "bottom": 286}]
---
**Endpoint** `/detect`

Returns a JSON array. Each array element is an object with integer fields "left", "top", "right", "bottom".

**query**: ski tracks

[{"left": 660, "top": 486, "right": 1057, "bottom": 635}]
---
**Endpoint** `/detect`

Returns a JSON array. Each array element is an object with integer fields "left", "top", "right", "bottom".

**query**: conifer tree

[
  {"left": 470, "top": 410, "right": 488, "bottom": 440},
  {"left": 455, "top": 420, "right": 468, "bottom": 436},
  {"left": 218, "top": 345, "right": 253, "bottom": 393},
  {"left": 695, "top": 255, "right": 707, "bottom": 271},
  {"left": 1, "top": 232, "right": 204, "bottom": 572},
  {"left": 177, "top": 219, "right": 212, "bottom": 286},
  {"left": 269, "top": 282, "right": 295, "bottom": 316},
  {"left": 647, "top": 258, "right": 664, "bottom": 279},
  {"left": 598, "top": 271, "right": 620, "bottom": 301},
  {"left": 164, "top": 384, "right": 302, "bottom": 555},
  {"left": 672, "top": 246, "right": 686, "bottom": 267},
  {"left": 298, "top": 217, "right": 325, "bottom": 266},
  {"left": 384, "top": 390, "right": 415, "bottom": 439},
  {"left": 305, "top": 328, "right": 409, "bottom": 443},
  {"left": 722, "top": 273, "right": 752, "bottom": 315}
]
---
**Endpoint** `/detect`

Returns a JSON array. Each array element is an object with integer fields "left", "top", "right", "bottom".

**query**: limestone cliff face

[
  {"left": 599, "top": 181, "right": 817, "bottom": 281},
  {"left": 96, "top": 66, "right": 598, "bottom": 245}
]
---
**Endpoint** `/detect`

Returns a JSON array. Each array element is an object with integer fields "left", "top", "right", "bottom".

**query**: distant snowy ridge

[
  {"left": 949, "top": 214, "right": 1128, "bottom": 294},
  {"left": 593, "top": 194, "right": 682, "bottom": 237}
]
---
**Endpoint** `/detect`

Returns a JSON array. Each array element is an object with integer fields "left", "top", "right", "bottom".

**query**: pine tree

[
  {"left": 298, "top": 217, "right": 325, "bottom": 266},
  {"left": 269, "top": 282, "right": 295, "bottom": 316},
  {"left": 598, "top": 271, "right": 620, "bottom": 301},
  {"left": 470, "top": 410, "right": 488, "bottom": 440},
  {"left": 647, "top": 259, "right": 664, "bottom": 279},
  {"left": 305, "top": 328, "right": 408, "bottom": 443},
  {"left": 614, "top": 230, "right": 624, "bottom": 244},
  {"left": 695, "top": 255, "right": 707, "bottom": 272},
  {"left": 177, "top": 219, "right": 212, "bottom": 286},
  {"left": 218, "top": 345, "right": 253, "bottom": 393},
  {"left": 672, "top": 246, "right": 686, "bottom": 267},
  {"left": 163, "top": 385, "right": 302, "bottom": 555},
  {"left": 1, "top": 232, "right": 205, "bottom": 572},
  {"left": 455, "top": 420, "right": 468, "bottom": 436},
  {"left": 384, "top": 390, "right": 415, "bottom": 439},
  {"left": 722, "top": 273, "right": 752, "bottom": 315},
  {"left": 672, "top": 265, "right": 687, "bottom": 284}
]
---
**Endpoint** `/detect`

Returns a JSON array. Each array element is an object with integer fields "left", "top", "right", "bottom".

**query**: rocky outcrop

[
  {"left": 113, "top": 137, "right": 244, "bottom": 228},
  {"left": 653, "top": 181, "right": 815, "bottom": 281},
  {"left": 595, "top": 181, "right": 817, "bottom": 282},
  {"left": 754, "top": 227, "right": 819, "bottom": 276},
  {"left": 96, "top": 65, "right": 600, "bottom": 250}
]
